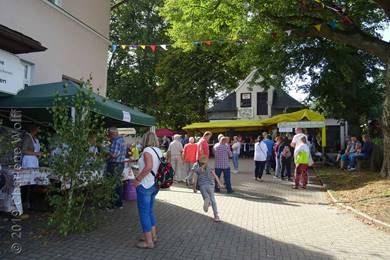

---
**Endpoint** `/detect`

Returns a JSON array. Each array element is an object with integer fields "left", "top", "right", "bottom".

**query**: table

[
  {"left": 0, "top": 168, "right": 52, "bottom": 215},
  {"left": 0, "top": 162, "right": 136, "bottom": 215}
]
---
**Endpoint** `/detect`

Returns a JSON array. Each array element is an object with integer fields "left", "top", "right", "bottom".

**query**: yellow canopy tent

[{"left": 183, "top": 109, "right": 327, "bottom": 146}]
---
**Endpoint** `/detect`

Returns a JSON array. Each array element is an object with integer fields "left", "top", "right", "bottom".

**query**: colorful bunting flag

[
  {"left": 314, "top": 24, "right": 322, "bottom": 32},
  {"left": 285, "top": 30, "right": 293, "bottom": 36},
  {"left": 121, "top": 45, "right": 127, "bottom": 49},
  {"left": 111, "top": 44, "right": 118, "bottom": 52},
  {"left": 204, "top": 40, "right": 213, "bottom": 46},
  {"left": 130, "top": 44, "right": 138, "bottom": 49},
  {"left": 314, "top": 0, "right": 324, "bottom": 8},
  {"left": 160, "top": 44, "right": 168, "bottom": 50},
  {"left": 192, "top": 41, "right": 201, "bottom": 46},
  {"left": 341, "top": 16, "right": 353, "bottom": 26},
  {"left": 328, "top": 20, "right": 337, "bottom": 30},
  {"left": 140, "top": 45, "right": 146, "bottom": 49},
  {"left": 150, "top": 44, "right": 157, "bottom": 53}
]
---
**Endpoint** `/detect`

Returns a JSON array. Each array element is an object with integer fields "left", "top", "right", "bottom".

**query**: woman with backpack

[
  {"left": 279, "top": 136, "right": 292, "bottom": 181},
  {"left": 133, "top": 132, "right": 162, "bottom": 249}
]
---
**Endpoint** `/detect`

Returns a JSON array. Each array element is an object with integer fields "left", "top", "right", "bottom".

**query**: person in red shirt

[
  {"left": 183, "top": 137, "right": 198, "bottom": 186},
  {"left": 197, "top": 131, "right": 212, "bottom": 160}
]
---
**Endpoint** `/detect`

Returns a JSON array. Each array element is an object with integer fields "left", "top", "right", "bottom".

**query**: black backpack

[{"left": 150, "top": 148, "right": 175, "bottom": 189}]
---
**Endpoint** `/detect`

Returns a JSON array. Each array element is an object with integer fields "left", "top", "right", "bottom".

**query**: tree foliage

[
  {"left": 155, "top": 47, "right": 245, "bottom": 129},
  {"left": 108, "top": 0, "right": 245, "bottom": 128},
  {"left": 108, "top": 0, "right": 169, "bottom": 117},
  {"left": 48, "top": 81, "right": 115, "bottom": 236},
  {"left": 161, "top": 0, "right": 390, "bottom": 177}
]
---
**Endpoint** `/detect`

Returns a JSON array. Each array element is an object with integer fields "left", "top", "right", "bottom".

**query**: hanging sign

[
  {"left": 278, "top": 127, "right": 293, "bottom": 133},
  {"left": 122, "top": 111, "right": 131, "bottom": 123},
  {"left": 277, "top": 121, "right": 325, "bottom": 128},
  {"left": 0, "top": 49, "right": 25, "bottom": 95}
]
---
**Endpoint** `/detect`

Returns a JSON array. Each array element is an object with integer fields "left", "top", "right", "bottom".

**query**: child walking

[
  {"left": 193, "top": 156, "right": 222, "bottom": 222},
  {"left": 293, "top": 136, "right": 312, "bottom": 189}
]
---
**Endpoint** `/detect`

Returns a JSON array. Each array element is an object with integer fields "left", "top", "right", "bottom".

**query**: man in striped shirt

[{"left": 214, "top": 136, "right": 234, "bottom": 194}]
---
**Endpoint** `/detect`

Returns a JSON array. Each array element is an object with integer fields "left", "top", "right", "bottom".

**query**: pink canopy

[{"left": 155, "top": 128, "right": 174, "bottom": 137}]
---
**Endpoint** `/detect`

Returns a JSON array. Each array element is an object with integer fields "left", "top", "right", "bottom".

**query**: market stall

[
  {"left": 0, "top": 81, "right": 153, "bottom": 214},
  {"left": 183, "top": 109, "right": 326, "bottom": 143}
]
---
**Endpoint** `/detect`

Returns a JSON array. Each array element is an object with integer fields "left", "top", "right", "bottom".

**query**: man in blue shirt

[
  {"left": 262, "top": 132, "right": 274, "bottom": 175},
  {"left": 107, "top": 127, "right": 126, "bottom": 209}
]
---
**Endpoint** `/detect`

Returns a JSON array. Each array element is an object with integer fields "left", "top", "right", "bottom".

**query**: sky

[{"left": 288, "top": 26, "right": 390, "bottom": 102}]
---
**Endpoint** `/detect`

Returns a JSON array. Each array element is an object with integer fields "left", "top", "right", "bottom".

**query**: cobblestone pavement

[{"left": 1, "top": 159, "right": 390, "bottom": 260}]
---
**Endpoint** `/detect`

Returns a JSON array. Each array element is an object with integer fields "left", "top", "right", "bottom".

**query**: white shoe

[
  {"left": 348, "top": 167, "right": 356, "bottom": 172},
  {"left": 203, "top": 198, "right": 210, "bottom": 212}
]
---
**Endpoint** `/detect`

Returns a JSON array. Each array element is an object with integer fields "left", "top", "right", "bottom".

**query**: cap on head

[{"left": 218, "top": 134, "right": 224, "bottom": 141}]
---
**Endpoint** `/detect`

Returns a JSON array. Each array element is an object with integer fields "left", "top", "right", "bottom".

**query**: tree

[
  {"left": 108, "top": 0, "right": 169, "bottom": 117},
  {"left": 109, "top": 0, "right": 244, "bottom": 129},
  {"left": 155, "top": 47, "right": 245, "bottom": 129},
  {"left": 309, "top": 47, "right": 385, "bottom": 134},
  {"left": 161, "top": 0, "right": 390, "bottom": 177},
  {"left": 48, "top": 82, "right": 114, "bottom": 236}
]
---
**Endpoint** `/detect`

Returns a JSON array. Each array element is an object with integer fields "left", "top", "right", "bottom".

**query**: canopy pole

[
  {"left": 321, "top": 127, "right": 326, "bottom": 165},
  {"left": 71, "top": 107, "right": 76, "bottom": 123}
]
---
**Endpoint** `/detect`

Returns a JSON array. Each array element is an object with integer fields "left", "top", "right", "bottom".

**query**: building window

[
  {"left": 257, "top": 92, "right": 268, "bottom": 115},
  {"left": 240, "top": 93, "right": 251, "bottom": 107},
  {"left": 48, "top": 0, "right": 62, "bottom": 7},
  {"left": 21, "top": 61, "right": 33, "bottom": 86}
]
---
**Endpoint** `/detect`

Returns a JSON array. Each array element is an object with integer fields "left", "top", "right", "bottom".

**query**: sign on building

[
  {"left": 278, "top": 127, "right": 293, "bottom": 133},
  {"left": 0, "top": 49, "right": 25, "bottom": 95},
  {"left": 277, "top": 121, "right": 325, "bottom": 129}
]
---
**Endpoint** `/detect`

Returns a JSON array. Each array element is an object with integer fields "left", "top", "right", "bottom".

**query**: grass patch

[{"left": 317, "top": 167, "right": 390, "bottom": 225}]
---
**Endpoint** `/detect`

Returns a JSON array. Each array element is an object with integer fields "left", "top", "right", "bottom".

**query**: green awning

[{"left": 0, "top": 81, "right": 155, "bottom": 127}]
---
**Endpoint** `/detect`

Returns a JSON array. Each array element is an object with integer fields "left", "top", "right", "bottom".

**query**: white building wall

[{"left": 0, "top": 0, "right": 111, "bottom": 95}]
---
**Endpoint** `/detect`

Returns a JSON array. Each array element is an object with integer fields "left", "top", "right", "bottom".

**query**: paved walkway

[{"left": 1, "top": 159, "right": 390, "bottom": 259}]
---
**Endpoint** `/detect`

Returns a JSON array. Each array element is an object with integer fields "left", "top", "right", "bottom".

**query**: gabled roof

[
  {"left": 234, "top": 69, "right": 261, "bottom": 92},
  {"left": 207, "top": 89, "right": 303, "bottom": 113},
  {"left": 273, "top": 89, "right": 304, "bottom": 109},
  {"left": 207, "top": 92, "right": 236, "bottom": 113}
]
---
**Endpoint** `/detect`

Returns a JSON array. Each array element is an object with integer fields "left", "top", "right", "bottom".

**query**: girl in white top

[{"left": 133, "top": 132, "right": 162, "bottom": 249}]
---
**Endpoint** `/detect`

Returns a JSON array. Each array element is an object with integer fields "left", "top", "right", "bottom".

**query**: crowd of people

[
  {"left": 29, "top": 126, "right": 369, "bottom": 250},
  {"left": 11, "top": 124, "right": 374, "bottom": 250}
]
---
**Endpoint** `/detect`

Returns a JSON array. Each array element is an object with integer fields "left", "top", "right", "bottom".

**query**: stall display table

[
  {"left": 0, "top": 162, "right": 137, "bottom": 215},
  {"left": 0, "top": 168, "right": 52, "bottom": 215}
]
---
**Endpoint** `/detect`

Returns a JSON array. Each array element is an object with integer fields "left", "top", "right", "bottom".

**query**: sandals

[
  {"left": 139, "top": 236, "right": 158, "bottom": 243},
  {"left": 136, "top": 241, "right": 154, "bottom": 249}
]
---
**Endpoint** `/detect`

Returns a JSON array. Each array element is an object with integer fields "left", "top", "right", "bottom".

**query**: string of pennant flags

[
  {"left": 110, "top": 40, "right": 227, "bottom": 53},
  {"left": 275, "top": 0, "right": 354, "bottom": 39},
  {"left": 111, "top": 0, "right": 354, "bottom": 53}
]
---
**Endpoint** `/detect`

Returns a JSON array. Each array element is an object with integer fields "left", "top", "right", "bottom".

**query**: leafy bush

[{"left": 48, "top": 81, "right": 115, "bottom": 236}]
